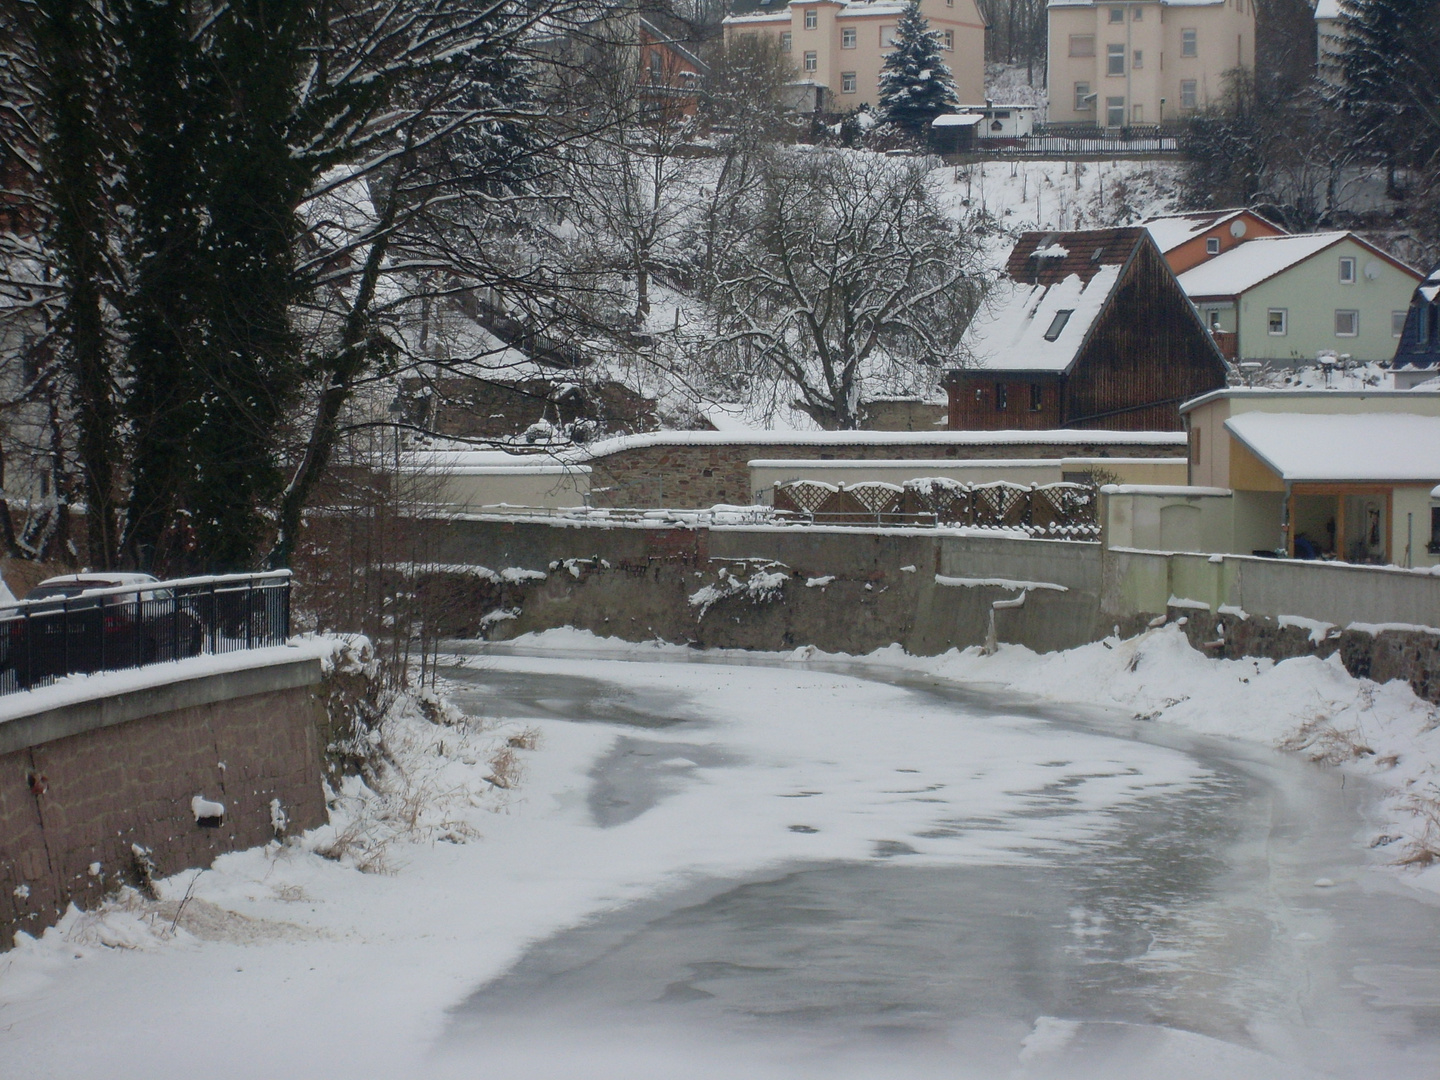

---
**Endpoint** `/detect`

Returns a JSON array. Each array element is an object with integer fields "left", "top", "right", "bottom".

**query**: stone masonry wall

[
  {"left": 586, "top": 438, "right": 1188, "bottom": 509},
  {"left": 0, "top": 681, "right": 327, "bottom": 946}
]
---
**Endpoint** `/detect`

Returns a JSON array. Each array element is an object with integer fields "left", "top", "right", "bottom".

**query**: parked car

[{"left": 0, "top": 573, "right": 204, "bottom": 689}]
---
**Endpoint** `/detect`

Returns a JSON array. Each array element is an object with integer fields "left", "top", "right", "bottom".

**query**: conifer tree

[
  {"left": 877, "top": 2, "right": 959, "bottom": 138},
  {"left": 1335, "top": 0, "right": 1440, "bottom": 174}
]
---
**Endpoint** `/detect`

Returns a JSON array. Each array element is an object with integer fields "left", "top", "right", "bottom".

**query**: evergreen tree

[
  {"left": 1335, "top": 0, "right": 1440, "bottom": 174},
  {"left": 877, "top": 2, "right": 959, "bottom": 138}
]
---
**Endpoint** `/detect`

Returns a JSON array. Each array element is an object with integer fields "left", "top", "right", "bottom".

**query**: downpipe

[{"left": 982, "top": 591, "right": 1028, "bottom": 656}]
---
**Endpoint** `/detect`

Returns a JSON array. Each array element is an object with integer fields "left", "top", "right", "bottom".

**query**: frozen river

[{"left": 434, "top": 646, "right": 1440, "bottom": 1080}]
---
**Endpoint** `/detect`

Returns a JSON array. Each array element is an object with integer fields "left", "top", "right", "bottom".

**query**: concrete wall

[
  {"left": 1102, "top": 486, "right": 1235, "bottom": 552},
  {"left": 429, "top": 465, "right": 590, "bottom": 511},
  {"left": 0, "top": 655, "right": 328, "bottom": 946},
  {"left": 415, "top": 514, "right": 1440, "bottom": 705}
]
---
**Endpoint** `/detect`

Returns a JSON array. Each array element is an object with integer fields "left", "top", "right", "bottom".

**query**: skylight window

[{"left": 1043, "top": 310, "right": 1074, "bottom": 341}]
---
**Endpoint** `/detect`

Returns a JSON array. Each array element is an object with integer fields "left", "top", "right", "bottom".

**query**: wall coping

[{"left": 0, "top": 646, "right": 326, "bottom": 756}]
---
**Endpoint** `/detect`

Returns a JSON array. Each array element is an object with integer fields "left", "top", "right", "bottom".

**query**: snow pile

[{"left": 689, "top": 563, "right": 789, "bottom": 617}]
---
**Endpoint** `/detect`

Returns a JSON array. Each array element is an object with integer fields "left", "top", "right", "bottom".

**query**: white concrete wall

[{"left": 426, "top": 466, "right": 590, "bottom": 511}]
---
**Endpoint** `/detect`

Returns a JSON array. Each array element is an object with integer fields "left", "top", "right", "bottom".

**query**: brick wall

[
  {"left": 587, "top": 438, "right": 1187, "bottom": 509},
  {"left": 0, "top": 677, "right": 327, "bottom": 946}
]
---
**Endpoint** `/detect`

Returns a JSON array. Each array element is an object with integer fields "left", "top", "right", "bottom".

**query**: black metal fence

[{"left": 0, "top": 571, "right": 291, "bottom": 696}]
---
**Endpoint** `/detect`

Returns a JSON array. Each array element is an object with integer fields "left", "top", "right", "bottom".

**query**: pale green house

[{"left": 1177, "top": 232, "right": 1421, "bottom": 366}]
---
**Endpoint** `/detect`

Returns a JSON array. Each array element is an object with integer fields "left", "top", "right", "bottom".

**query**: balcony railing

[{"left": 0, "top": 571, "right": 291, "bottom": 696}]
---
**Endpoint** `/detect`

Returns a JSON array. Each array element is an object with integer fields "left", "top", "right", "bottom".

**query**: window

[
  {"left": 1429, "top": 507, "right": 1440, "bottom": 556},
  {"left": 1207, "top": 309, "right": 1222, "bottom": 330},
  {"left": 944, "top": 29, "right": 954, "bottom": 50},
  {"left": 841, "top": 70, "right": 857, "bottom": 93},
  {"left": 1044, "top": 309, "right": 1074, "bottom": 341},
  {"left": 1206, "top": 236, "right": 1221, "bottom": 255},
  {"left": 649, "top": 51, "right": 663, "bottom": 81},
  {"left": 1106, "top": 96, "right": 1125, "bottom": 127},
  {"left": 1339, "top": 256, "right": 1356, "bottom": 283},
  {"left": 1181, "top": 28, "right": 1197, "bottom": 56},
  {"left": 1133, "top": 49, "right": 1143, "bottom": 69},
  {"left": 1109, "top": 7, "right": 1124, "bottom": 21},
  {"left": 804, "top": 8, "right": 817, "bottom": 29},
  {"left": 842, "top": 26, "right": 856, "bottom": 47},
  {"left": 1074, "top": 82, "right": 1093, "bottom": 110},
  {"left": 1107, "top": 43, "right": 1125, "bottom": 75},
  {"left": 780, "top": 31, "right": 792, "bottom": 51},
  {"left": 1335, "top": 309, "right": 1359, "bottom": 336},
  {"left": 881, "top": 24, "right": 898, "bottom": 46},
  {"left": 1267, "top": 308, "right": 1287, "bottom": 335},
  {"left": 1422, "top": 305, "right": 1433, "bottom": 344},
  {"left": 803, "top": 49, "right": 817, "bottom": 71},
  {"left": 1181, "top": 80, "right": 1198, "bottom": 109},
  {"left": 1192, "top": 425, "right": 1202, "bottom": 466},
  {"left": 994, "top": 383, "right": 1008, "bottom": 411},
  {"left": 1132, "top": 4, "right": 1142, "bottom": 18},
  {"left": 1069, "top": 34, "right": 1095, "bottom": 57},
  {"left": 1132, "top": 103, "right": 1143, "bottom": 122},
  {"left": 1029, "top": 383, "right": 1045, "bottom": 411},
  {"left": 1393, "top": 310, "right": 1408, "bottom": 338}
]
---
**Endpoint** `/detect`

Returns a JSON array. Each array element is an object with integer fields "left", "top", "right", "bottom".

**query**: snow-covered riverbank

[{"left": 1, "top": 626, "right": 1437, "bottom": 1079}]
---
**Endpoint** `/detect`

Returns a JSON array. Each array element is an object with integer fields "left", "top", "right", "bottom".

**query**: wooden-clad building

[{"left": 945, "top": 227, "right": 1229, "bottom": 432}]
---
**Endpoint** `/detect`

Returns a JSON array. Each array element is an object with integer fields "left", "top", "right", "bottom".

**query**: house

[
  {"left": 1180, "top": 388, "right": 1440, "bottom": 565},
  {"left": 1046, "top": 0, "right": 1256, "bottom": 128},
  {"left": 722, "top": 0, "right": 985, "bottom": 113},
  {"left": 1391, "top": 262, "right": 1440, "bottom": 389},
  {"left": 1142, "top": 208, "right": 1287, "bottom": 274},
  {"left": 944, "top": 227, "right": 1229, "bottom": 432},
  {"left": 1314, "top": 0, "right": 1344, "bottom": 84},
  {"left": 637, "top": 16, "right": 709, "bottom": 116},
  {"left": 1176, "top": 232, "right": 1422, "bottom": 365}
]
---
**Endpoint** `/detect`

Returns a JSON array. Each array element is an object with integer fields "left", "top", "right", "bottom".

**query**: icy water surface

[{"left": 435, "top": 646, "right": 1440, "bottom": 1080}]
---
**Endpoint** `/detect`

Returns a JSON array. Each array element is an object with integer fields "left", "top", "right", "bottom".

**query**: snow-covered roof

[
  {"left": 1049, "top": 0, "right": 1225, "bottom": 6},
  {"left": 962, "top": 266, "right": 1121, "bottom": 373},
  {"left": 722, "top": 11, "right": 791, "bottom": 23},
  {"left": 932, "top": 113, "right": 984, "bottom": 128},
  {"left": 1225, "top": 412, "right": 1440, "bottom": 482},
  {"left": 1176, "top": 232, "right": 1351, "bottom": 297},
  {"left": 1313, "top": 0, "right": 1342, "bottom": 19},
  {"left": 1141, "top": 208, "right": 1283, "bottom": 254}
]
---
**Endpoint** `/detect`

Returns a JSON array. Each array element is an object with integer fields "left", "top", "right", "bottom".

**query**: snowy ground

[{"left": 2, "top": 625, "right": 1438, "bottom": 1078}]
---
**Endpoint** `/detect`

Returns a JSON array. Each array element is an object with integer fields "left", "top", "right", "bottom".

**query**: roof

[
  {"left": 1313, "top": 0, "right": 1342, "bottom": 18},
  {"left": 1177, "top": 232, "right": 1351, "bottom": 297},
  {"left": 1049, "top": 0, "right": 1224, "bottom": 6},
  {"left": 1180, "top": 387, "right": 1440, "bottom": 414},
  {"left": 961, "top": 229, "right": 1147, "bottom": 374},
  {"left": 1141, "top": 208, "right": 1285, "bottom": 254},
  {"left": 932, "top": 113, "right": 985, "bottom": 127},
  {"left": 1225, "top": 412, "right": 1440, "bottom": 483}
]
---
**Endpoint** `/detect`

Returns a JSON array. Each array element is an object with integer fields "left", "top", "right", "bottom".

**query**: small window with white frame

[
  {"left": 1107, "top": 43, "right": 1125, "bottom": 75},
  {"left": 841, "top": 71, "right": 856, "bottom": 93},
  {"left": 1206, "top": 236, "right": 1221, "bottom": 255},
  {"left": 780, "top": 30, "right": 792, "bottom": 51},
  {"left": 1339, "top": 256, "right": 1356, "bottom": 283},
  {"left": 1180, "top": 80, "right": 1198, "bottom": 109},
  {"left": 1074, "top": 82, "right": 1092, "bottom": 110},
  {"left": 842, "top": 26, "right": 856, "bottom": 47},
  {"left": 1181, "top": 28, "right": 1197, "bottom": 56},
  {"left": 803, "top": 49, "right": 817, "bottom": 71},
  {"left": 1393, "top": 310, "right": 1408, "bottom": 337},
  {"left": 1335, "top": 309, "right": 1359, "bottom": 336},
  {"left": 881, "top": 24, "right": 897, "bottom": 46},
  {"left": 1267, "top": 308, "right": 1287, "bottom": 335},
  {"left": 1132, "top": 49, "right": 1143, "bottom": 69},
  {"left": 1106, "top": 96, "right": 1125, "bottom": 127},
  {"left": 804, "top": 8, "right": 817, "bottom": 28},
  {"left": 944, "top": 29, "right": 953, "bottom": 49},
  {"left": 1109, "top": 6, "right": 1124, "bottom": 21}
]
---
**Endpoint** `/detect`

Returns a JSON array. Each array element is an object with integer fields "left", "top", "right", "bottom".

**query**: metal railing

[{"left": 0, "top": 571, "right": 291, "bottom": 696}]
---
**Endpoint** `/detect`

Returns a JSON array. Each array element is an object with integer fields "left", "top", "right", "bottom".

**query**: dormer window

[{"left": 1044, "top": 310, "right": 1074, "bottom": 341}]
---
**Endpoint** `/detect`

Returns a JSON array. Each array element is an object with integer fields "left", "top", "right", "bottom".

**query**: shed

[
  {"left": 953, "top": 103, "right": 1039, "bottom": 138},
  {"left": 930, "top": 112, "right": 983, "bottom": 153},
  {"left": 945, "top": 228, "right": 1229, "bottom": 432}
]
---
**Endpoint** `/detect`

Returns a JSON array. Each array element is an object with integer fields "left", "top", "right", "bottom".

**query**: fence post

[
  {"left": 209, "top": 581, "right": 217, "bottom": 655},
  {"left": 246, "top": 580, "right": 254, "bottom": 650}
]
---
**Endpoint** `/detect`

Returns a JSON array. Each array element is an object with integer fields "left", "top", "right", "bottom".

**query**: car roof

[{"left": 35, "top": 573, "right": 159, "bottom": 587}]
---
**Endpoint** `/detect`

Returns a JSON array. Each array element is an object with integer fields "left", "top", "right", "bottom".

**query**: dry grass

[
  {"left": 1396, "top": 791, "right": 1440, "bottom": 868},
  {"left": 1278, "top": 713, "right": 1375, "bottom": 765}
]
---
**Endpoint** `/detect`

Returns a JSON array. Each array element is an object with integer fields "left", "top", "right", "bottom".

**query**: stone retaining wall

[{"left": 0, "top": 656, "right": 329, "bottom": 946}]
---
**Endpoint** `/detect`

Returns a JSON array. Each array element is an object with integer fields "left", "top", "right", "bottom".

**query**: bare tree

[{"left": 707, "top": 150, "right": 989, "bottom": 430}]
